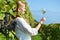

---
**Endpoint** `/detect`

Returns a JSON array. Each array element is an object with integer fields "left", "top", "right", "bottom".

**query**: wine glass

[{"left": 41, "top": 9, "right": 46, "bottom": 21}]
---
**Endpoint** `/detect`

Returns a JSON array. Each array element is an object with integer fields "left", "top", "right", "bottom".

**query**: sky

[{"left": 26, "top": 0, "right": 60, "bottom": 24}]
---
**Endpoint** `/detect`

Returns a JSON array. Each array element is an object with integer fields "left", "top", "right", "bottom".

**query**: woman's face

[{"left": 18, "top": 1, "right": 25, "bottom": 14}]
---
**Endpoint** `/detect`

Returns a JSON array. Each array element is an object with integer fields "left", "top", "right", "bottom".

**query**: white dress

[{"left": 14, "top": 17, "right": 38, "bottom": 40}]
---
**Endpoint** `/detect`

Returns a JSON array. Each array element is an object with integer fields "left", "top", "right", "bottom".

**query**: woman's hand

[
  {"left": 36, "top": 17, "right": 46, "bottom": 30},
  {"left": 40, "top": 17, "right": 46, "bottom": 24}
]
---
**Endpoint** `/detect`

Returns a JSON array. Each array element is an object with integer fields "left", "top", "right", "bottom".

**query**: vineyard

[{"left": 0, "top": 0, "right": 60, "bottom": 40}]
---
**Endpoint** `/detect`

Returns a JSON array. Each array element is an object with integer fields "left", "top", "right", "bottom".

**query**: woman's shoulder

[{"left": 14, "top": 17, "right": 24, "bottom": 21}]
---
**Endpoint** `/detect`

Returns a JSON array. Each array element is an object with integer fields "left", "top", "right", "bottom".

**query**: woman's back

[{"left": 14, "top": 17, "right": 32, "bottom": 40}]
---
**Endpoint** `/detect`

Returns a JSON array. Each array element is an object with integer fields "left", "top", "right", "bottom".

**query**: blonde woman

[{"left": 14, "top": 1, "right": 46, "bottom": 40}]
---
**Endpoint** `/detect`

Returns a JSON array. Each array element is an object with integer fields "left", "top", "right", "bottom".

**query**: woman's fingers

[{"left": 40, "top": 17, "right": 46, "bottom": 24}]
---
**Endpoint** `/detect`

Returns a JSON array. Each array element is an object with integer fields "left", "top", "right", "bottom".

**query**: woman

[{"left": 14, "top": 1, "right": 46, "bottom": 40}]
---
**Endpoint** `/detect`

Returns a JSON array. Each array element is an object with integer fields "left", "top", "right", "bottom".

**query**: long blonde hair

[{"left": 16, "top": 1, "right": 29, "bottom": 24}]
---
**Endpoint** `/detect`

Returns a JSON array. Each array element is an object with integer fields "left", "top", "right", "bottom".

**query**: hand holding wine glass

[
  {"left": 40, "top": 9, "right": 46, "bottom": 24},
  {"left": 40, "top": 17, "right": 46, "bottom": 24}
]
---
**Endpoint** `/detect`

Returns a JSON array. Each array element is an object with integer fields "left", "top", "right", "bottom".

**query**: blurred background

[{"left": 0, "top": 0, "right": 60, "bottom": 40}]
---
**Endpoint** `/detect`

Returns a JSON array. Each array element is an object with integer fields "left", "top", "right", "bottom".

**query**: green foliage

[
  {"left": 40, "top": 23, "right": 60, "bottom": 40},
  {"left": 0, "top": 33, "right": 6, "bottom": 40},
  {"left": 32, "top": 33, "right": 42, "bottom": 40},
  {"left": 0, "top": 0, "right": 16, "bottom": 20}
]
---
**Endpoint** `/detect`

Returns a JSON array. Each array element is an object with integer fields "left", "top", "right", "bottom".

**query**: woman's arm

[
  {"left": 36, "top": 17, "right": 46, "bottom": 30},
  {"left": 16, "top": 17, "right": 46, "bottom": 35}
]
